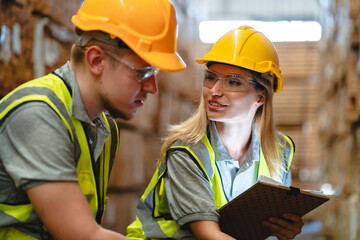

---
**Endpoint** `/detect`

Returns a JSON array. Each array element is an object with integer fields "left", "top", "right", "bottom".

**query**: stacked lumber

[
  {"left": 317, "top": 0, "right": 360, "bottom": 239},
  {"left": 0, "top": 0, "right": 79, "bottom": 97}
]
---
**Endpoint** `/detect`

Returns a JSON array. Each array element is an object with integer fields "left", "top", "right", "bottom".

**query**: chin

[
  {"left": 107, "top": 109, "right": 134, "bottom": 120},
  {"left": 207, "top": 113, "right": 223, "bottom": 121}
]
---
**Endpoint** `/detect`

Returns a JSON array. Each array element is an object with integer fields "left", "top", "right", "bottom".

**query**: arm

[
  {"left": 27, "top": 181, "right": 128, "bottom": 240},
  {"left": 165, "top": 151, "right": 236, "bottom": 239},
  {"left": 2, "top": 103, "right": 127, "bottom": 239},
  {"left": 189, "top": 220, "right": 236, "bottom": 240}
]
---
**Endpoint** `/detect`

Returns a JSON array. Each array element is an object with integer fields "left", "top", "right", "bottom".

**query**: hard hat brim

[
  {"left": 195, "top": 58, "right": 206, "bottom": 65},
  {"left": 141, "top": 51, "right": 186, "bottom": 72}
]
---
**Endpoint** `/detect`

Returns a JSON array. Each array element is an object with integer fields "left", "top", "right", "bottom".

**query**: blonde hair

[
  {"left": 161, "top": 69, "right": 286, "bottom": 181},
  {"left": 160, "top": 96, "right": 207, "bottom": 154},
  {"left": 253, "top": 73, "right": 286, "bottom": 181}
]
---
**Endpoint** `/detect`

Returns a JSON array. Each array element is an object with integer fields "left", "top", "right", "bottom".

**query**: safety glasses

[
  {"left": 103, "top": 49, "right": 160, "bottom": 83},
  {"left": 84, "top": 46, "right": 160, "bottom": 83},
  {"left": 203, "top": 69, "right": 257, "bottom": 92}
]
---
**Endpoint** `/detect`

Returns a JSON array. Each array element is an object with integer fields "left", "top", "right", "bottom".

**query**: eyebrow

[
  {"left": 210, "top": 70, "right": 253, "bottom": 79},
  {"left": 208, "top": 68, "right": 250, "bottom": 75}
]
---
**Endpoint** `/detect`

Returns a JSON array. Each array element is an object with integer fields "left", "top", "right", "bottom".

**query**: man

[{"left": 0, "top": 0, "right": 185, "bottom": 239}]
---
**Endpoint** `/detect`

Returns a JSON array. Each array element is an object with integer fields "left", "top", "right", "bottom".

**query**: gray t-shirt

[
  {"left": 0, "top": 62, "right": 110, "bottom": 237},
  {"left": 164, "top": 121, "right": 292, "bottom": 227},
  {"left": 0, "top": 102, "right": 77, "bottom": 192}
]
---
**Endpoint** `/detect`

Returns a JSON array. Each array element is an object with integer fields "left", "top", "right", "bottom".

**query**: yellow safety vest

[
  {"left": 127, "top": 131, "right": 294, "bottom": 239},
  {"left": 0, "top": 73, "right": 119, "bottom": 239}
]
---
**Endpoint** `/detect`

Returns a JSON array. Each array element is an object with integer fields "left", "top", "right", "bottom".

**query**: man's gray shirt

[{"left": 0, "top": 62, "right": 110, "bottom": 234}]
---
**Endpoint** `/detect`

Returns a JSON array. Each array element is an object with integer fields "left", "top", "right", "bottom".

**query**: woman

[{"left": 127, "top": 26, "right": 304, "bottom": 240}]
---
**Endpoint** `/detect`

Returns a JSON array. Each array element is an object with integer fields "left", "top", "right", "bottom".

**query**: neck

[
  {"left": 70, "top": 61, "right": 103, "bottom": 121},
  {"left": 215, "top": 120, "right": 253, "bottom": 165}
]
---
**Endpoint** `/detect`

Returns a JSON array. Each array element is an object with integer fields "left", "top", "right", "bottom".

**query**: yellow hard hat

[
  {"left": 196, "top": 26, "right": 283, "bottom": 93},
  {"left": 72, "top": 0, "right": 186, "bottom": 72}
]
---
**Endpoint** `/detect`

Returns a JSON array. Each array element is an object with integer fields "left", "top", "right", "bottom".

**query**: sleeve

[
  {"left": 0, "top": 102, "right": 78, "bottom": 190},
  {"left": 164, "top": 150, "right": 219, "bottom": 227}
]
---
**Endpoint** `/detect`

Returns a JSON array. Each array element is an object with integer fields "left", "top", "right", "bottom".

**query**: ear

[
  {"left": 85, "top": 45, "right": 105, "bottom": 76},
  {"left": 254, "top": 90, "right": 265, "bottom": 107}
]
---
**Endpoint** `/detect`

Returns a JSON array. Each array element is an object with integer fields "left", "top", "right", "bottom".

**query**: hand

[{"left": 262, "top": 213, "right": 304, "bottom": 240}]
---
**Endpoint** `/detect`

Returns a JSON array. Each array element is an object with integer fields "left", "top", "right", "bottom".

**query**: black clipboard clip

[{"left": 287, "top": 186, "right": 301, "bottom": 196}]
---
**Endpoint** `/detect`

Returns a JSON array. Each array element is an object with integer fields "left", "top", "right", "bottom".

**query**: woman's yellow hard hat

[{"left": 196, "top": 26, "right": 283, "bottom": 93}]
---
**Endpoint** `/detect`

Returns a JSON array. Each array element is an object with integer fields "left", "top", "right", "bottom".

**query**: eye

[
  {"left": 205, "top": 73, "right": 217, "bottom": 82},
  {"left": 135, "top": 70, "right": 146, "bottom": 80},
  {"left": 227, "top": 77, "right": 243, "bottom": 86}
]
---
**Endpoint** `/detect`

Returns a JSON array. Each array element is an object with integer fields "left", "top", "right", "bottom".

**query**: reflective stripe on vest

[
  {"left": 0, "top": 227, "right": 38, "bottom": 240},
  {"left": 0, "top": 73, "right": 119, "bottom": 238},
  {"left": 127, "top": 131, "right": 294, "bottom": 239}
]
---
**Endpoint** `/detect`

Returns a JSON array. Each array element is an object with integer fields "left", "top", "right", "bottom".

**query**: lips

[
  {"left": 134, "top": 99, "right": 145, "bottom": 107},
  {"left": 208, "top": 100, "right": 228, "bottom": 110}
]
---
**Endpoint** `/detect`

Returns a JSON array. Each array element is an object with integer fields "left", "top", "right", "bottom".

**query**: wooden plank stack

[
  {"left": 317, "top": 0, "right": 360, "bottom": 239},
  {"left": 0, "top": 0, "right": 80, "bottom": 97}
]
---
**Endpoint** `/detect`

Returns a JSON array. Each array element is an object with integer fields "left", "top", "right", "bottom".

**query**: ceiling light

[{"left": 199, "top": 20, "right": 322, "bottom": 43}]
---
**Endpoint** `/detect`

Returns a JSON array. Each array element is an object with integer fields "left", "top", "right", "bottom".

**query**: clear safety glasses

[
  {"left": 203, "top": 69, "right": 257, "bottom": 92},
  {"left": 85, "top": 46, "right": 160, "bottom": 83},
  {"left": 103, "top": 49, "right": 160, "bottom": 83}
]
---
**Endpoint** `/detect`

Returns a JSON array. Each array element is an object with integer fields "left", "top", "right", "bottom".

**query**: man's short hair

[
  {"left": 71, "top": 28, "right": 133, "bottom": 65},
  {"left": 74, "top": 27, "right": 130, "bottom": 49}
]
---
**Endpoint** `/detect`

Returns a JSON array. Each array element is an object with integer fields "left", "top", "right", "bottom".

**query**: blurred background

[{"left": 0, "top": 0, "right": 359, "bottom": 239}]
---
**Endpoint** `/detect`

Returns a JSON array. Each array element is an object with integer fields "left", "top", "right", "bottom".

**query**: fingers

[
  {"left": 273, "top": 231, "right": 291, "bottom": 240},
  {"left": 262, "top": 214, "right": 304, "bottom": 240},
  {"left": 283, "top": 213, "right": 304, "bottom": 224},
  {"left": 263, "top": 219, "right": 297, "bottom": 239}
]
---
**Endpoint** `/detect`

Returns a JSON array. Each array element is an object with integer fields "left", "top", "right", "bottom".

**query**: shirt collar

[
  {"left": 208, "top": 121, "right": 260, "bottom": 164},
  {"left": 54, "top": 62, "right": 110, "bottom": 160},
  {"left": 54, "top": 61, "right": 93, "bottom": 124}
]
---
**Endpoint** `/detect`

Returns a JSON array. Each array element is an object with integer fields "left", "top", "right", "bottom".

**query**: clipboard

[{"left": 218, "top": 175, "right": 330, "bottom": 240}]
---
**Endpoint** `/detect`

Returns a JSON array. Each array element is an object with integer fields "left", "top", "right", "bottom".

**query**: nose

[
  {"left": 209, "top": 79, "right": 223, "bottom": 96},
  {"left": 141, "top": 76, "right": 158, "bottom": 94}
]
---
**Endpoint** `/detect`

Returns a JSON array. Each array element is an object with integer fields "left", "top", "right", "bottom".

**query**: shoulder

[
  {"left": 1, "top": 101, "right": 64, "bottom": 129},
  {"left": 276, "top": 132, "right": 295, "bottom": 153},
  {"left": 166, "top": 136, "right": 214, "bottom": 178},
  {"left": 0, "top": 101, "right": 72, "bottom": 151},
  {"left": 0, "top": 102, "right": 77, "bottom": 189},
  {"left": 283, "top": 134, "right": 295, "bottom": 153},
  {"left": 169, "top": 138, "right": 211, "bottom": 158},
  {"left": 276, "top": 133, "right": 295, "bottom": 174}
]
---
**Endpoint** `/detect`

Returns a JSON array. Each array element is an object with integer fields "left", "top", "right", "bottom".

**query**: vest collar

[{"left": 54, "top": 62, "right": 93, "bottom": 124}]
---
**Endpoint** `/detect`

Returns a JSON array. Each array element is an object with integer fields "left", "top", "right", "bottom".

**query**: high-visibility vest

[
  {"left": 127, "top": 131, "right": 294, "bottom": 239},
  {"left": 0, "top": 73, "right": 119, "bottom": 239}
]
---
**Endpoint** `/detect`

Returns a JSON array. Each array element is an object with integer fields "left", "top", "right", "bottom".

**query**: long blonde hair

[{"left": 161, "top": 68, "right": 286, "bottom": 181}]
